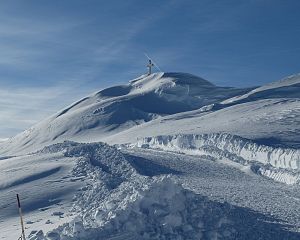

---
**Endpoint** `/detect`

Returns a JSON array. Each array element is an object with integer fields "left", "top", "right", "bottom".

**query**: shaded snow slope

[
  {"left": 0, "top": 151, "right": 83, "bottom": 239},
  {"left": 0, "top": 72, "right": 249, "bottom": 155}
]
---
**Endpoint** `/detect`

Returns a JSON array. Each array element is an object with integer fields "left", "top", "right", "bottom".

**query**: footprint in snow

[{"left": 52, "top": 211, "right": 64, "bottom": 218}]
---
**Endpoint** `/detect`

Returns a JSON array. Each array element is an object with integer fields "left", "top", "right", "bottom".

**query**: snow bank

[
  {"left": 130, "top": 133, "right": 300, "bottom": 184},
  {"left": 256, "top": 166, "right": 300, "bottom": 185},
  {"left": 134, "top": 134, "right": 300, "bottom": 170},
  {"left": 29, "top": 142, "right": 242, "bottom": 240},
  {"left": 26, "top": 141, "right": 300, "bottom": 239},
  {"left": 29, "top": 176, "right": 248, "bottom": 240}
]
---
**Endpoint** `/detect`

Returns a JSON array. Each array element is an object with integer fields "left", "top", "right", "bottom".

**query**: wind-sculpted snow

[
  {"left": 256, "top": 166, "right": 300, "bottom": 185},
  {"left": 131, "top": 133, "right": 300, "bottom": 184}
]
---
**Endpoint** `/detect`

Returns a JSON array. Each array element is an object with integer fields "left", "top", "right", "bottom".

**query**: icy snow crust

[{"left": 11, "top": 142, "right": 297, "bottom": 240}]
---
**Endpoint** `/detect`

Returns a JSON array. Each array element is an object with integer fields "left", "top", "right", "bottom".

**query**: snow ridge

[{"left": 131, "top": 133, "right": 300, "bottom": 184}]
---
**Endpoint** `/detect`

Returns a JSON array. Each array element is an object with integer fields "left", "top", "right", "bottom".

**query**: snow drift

[
  {"left": 133, "top": 133, "right": 300, "bottom": 170},
  {"left": 131, "top": 133, "right": 300, "bottom": 184}
]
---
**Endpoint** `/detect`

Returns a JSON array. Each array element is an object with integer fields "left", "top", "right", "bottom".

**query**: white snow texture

[{"left": 0, "top": 72, "right": 300, "bottom": 239}]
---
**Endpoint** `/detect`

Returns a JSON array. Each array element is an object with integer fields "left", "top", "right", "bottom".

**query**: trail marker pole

[{"left": 17, "top": 194, "right": 26, "bottom": 240}]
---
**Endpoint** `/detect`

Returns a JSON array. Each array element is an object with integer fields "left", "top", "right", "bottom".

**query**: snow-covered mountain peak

[
  {"left": 0, "top": 72, "right": 249, "bottom": 155},
  {"left": 96, "top": 72, "right": 216, "bottom": 99},
  {"left": 129, "top": 72, "right": 215, "bottom": 91}
]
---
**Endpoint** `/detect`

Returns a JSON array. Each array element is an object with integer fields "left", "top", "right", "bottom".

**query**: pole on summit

[{"left": 17, "top": 194, "right": 26, "bottom": 240}]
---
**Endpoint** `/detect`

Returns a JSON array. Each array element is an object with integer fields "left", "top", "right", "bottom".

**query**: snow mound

[
  {"left": 29, "top": 176, "right": 300, "bottom": 240},
  {"left": 130, "top": 133, "right": 300, "bottom": 184},
  {"left": 42, "top": 178, "right": 229, "bottom": 240},
  {"left": 39, "top": 141, "right": 138, "bottom": 188}
]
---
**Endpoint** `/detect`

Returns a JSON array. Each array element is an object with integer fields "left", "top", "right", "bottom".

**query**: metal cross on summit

[
  {"left": 147, "top": 59, "right": 154, "bottom": 75},
  {"left": 144, "top": 53, "right": 162, "bottom": 75}
]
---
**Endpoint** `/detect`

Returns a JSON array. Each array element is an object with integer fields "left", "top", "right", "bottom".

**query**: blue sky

[{"left": 0, "top": 0, "right": 300, "bottom": 138}]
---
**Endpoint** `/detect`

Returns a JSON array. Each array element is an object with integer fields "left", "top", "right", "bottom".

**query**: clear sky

[{"left": 0, "top": 0, "right": 300, "bottom": 138}]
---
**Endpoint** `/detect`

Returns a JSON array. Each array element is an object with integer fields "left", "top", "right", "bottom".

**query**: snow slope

[
  {"left": 0, "top": 72, "right": 300, "bottom": 239},
  {"left": 107, "top": 98, "right": 300, "bottom": 148},
  {"left": 106, "top": 74, "right": 300, "bottom": 148},
  {"left": 1, "top": 142, "right": 299, "bottom": 240},
  {"left": 222, "top": 73, "right": 300, "bottom": 104},
  {"left": 0, "top": 72, "right": 250, "bottom": 155}
]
